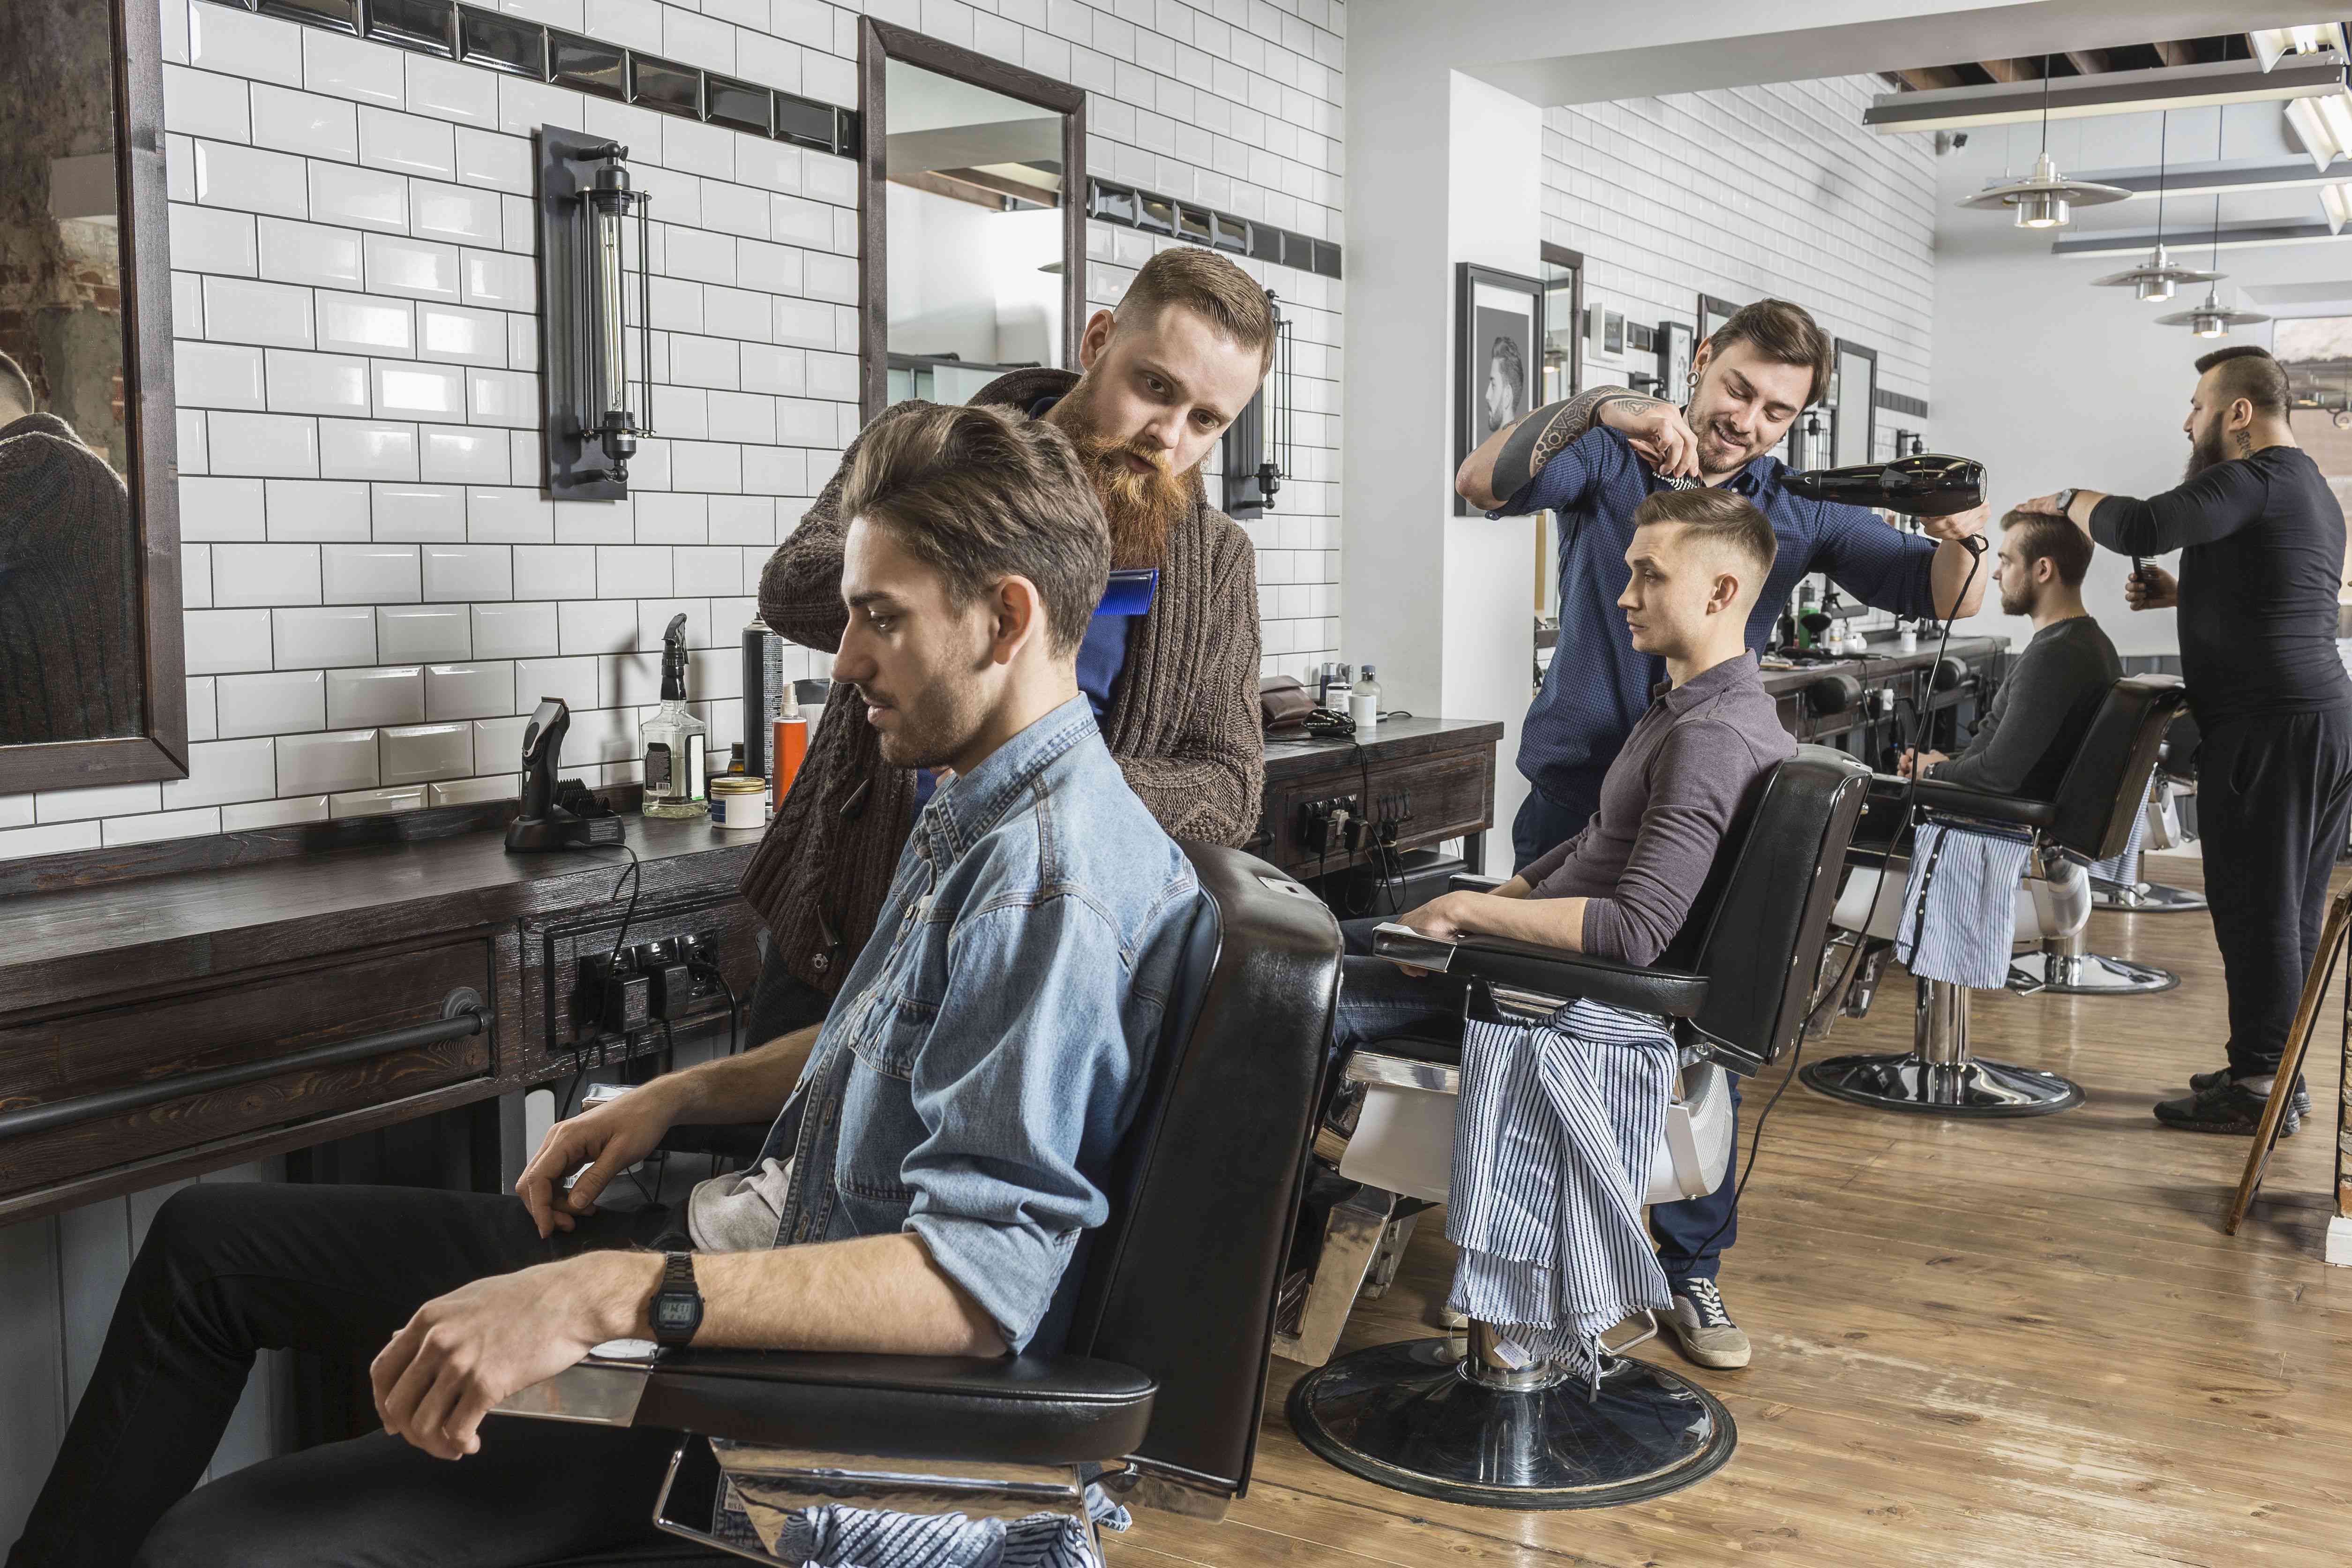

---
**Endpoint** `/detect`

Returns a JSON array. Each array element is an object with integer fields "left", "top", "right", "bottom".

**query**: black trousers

[{"left": 2197, "top": 707, "right": 2352, "bottom": 1078}]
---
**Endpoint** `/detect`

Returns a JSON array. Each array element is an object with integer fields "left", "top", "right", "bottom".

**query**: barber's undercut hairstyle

[
  {"left": 838, "top": 402, "right": 1111, "bottom": 655},
  {"left": 0, "top": 351, "right": 34, "bottom": 414},
  {"left": 1632, "top": 486, "right": 1778, "bottom": 590},
  {"left": 1490, "top": 336, "right": 1525, "bottom": 399},
  {"left": 1706, "top": 299, "right": 1835, "bottom": 407},
  {"left": 1113, "top": 246, "right": 1280, "bottom": 373},
  {"left": 2001, "top": 508, "right": 2093, "bottom": 587},
  {"left": 2194, "top": 343, "right": 2289, "bottom": 418}
]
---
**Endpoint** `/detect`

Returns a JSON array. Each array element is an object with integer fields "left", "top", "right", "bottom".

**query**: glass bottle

[{"left": 642, "top": 613, "right": 708, "bottom": 818}]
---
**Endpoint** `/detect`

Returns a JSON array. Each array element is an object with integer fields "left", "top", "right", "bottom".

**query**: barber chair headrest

[{"left": 2049, "top": 675, "right": 2188, "bottom": 861}]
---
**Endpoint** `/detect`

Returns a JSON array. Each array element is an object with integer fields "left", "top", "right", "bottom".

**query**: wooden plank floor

[{"left": 1109, "top": 860, "right": 2352, "bottom": 1568}]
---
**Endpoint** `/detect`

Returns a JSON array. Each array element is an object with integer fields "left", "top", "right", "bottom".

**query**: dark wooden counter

[{"left": 1258, "top": 717, "right": 1505, "bottom": 878}]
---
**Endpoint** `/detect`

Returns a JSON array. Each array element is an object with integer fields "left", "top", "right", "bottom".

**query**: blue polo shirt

[{"left": 1501, "top": 427, "right": 1943, "bottom": 816}]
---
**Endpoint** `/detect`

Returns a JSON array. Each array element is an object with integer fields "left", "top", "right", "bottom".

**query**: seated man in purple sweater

[{"left": 1333, "top": 486, "right": 1794, "bottom": 1365}]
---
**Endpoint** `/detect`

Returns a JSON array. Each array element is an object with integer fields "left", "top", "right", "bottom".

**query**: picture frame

[
  {"left": 1455, "top": 263, "right": 1545, "bottom": 516},
  {"left": 1658, "top": 320, "right": 1695, "bottom": 404}
]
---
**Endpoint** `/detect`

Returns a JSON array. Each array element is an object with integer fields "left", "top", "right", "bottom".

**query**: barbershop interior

[{"left": 13, "top": 0, "right": 2352, "bottom": 1563}]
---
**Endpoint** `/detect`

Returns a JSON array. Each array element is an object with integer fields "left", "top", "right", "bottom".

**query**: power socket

[{"left": 1299, "top": 794, "right": 1363, "bottom": 854}]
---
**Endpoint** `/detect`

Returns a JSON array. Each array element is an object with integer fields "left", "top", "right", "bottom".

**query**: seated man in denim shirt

[{"left": 11, "top": 404, "right": 1203, "bottom": 1568}]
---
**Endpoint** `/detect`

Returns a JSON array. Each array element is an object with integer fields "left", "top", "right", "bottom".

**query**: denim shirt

[{"left": 754, "top": 695, "right": 1202, "bottom": 1354}]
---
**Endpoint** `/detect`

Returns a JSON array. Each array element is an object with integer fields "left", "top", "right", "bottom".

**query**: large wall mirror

[
  {"left": 1832, "top": 339, "right": 1878, "bottom": 469},
  {"left": 858, "top": 19, "right": 1085, "bottom": 420},
  {"left": 0, "top": 0, "right": 184, "bottom": 793}
]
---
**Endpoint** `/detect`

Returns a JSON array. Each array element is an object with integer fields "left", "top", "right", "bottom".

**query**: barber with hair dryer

[{"left": 2024, "top": 344, "right": 2352, "bottom": 1137}]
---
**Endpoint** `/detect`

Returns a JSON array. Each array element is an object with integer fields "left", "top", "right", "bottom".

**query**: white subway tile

[
  {"left": 662, "top": 226, "right": 736, "bottom": 286},
  {"left": 251, "top": 83, "right": 359, "bottom": 160},
  {"left": 708, "top": 494, "right": 774, "bottom": 545},
  {"left": 412, "top": 301, "right": 505, "bottom": 367},
  {"left": 505, "top": 313, "right": 538, "bottom": 369},
  {"left": 264, "top": 349, "right": 372, "bottom": 417},
  {"left": 673, "top": 546, "right": 742, "bottom": 598},
  {"left": 513, "top": 654, "right": 599, "bottom": 712},
  {"left": 406, "top": 54, "right": 500, "bottom": 127},
  {"left": 465, "top": 368, "right": 535, "bottom": 428},
  {"left": 363, "top": 233, "right": 461, "bottom": 300},
  {"left": 774, "top": 398, "right": 833, "bottom": 446},
  {"left": 331, "top": 784, "right": 427, "bottom": 817},
  {"left": 255, "top": 217, "right": 364, "bottom": 289},
  {"left": 634, "top": 598, "right": 710, "bottom": 653},
  {"left": 802, "top": 151, "right": 856, "bottom": 207},
  {"left": 263, "top": 477, "right": 372, "bottom": 544},
  {"left": 653, "top": 385, "right": 708, "bottom": 438},
  {"left": 741, "top": 445, "right": 806, "bottom": 496},
  {"left": 273, "top": 604, "right": 377, "bottom": 668},
  {"left": 739, "top": 344, "right": 806, "bottom": 397},
  {"left": 663, "top": 9, "right": 735, "bottom": 74},
  {"left": 33, "top": 779, "right": 162, "bottom": 825},
  {"left": 671, "top": 442, "right": 742, "bottom": 494},
  {"left": 0, "top": 820, "right": 104, "bottom": 857},
  {"left": 278, "top": 728, "right": 381, "bottom": 795},
  {"left": 423, "top": 543, "right": 512, "bottom": 602},
  {"left": 451, "top": 128, "right": 532, "bottom": 197},
  {"left": 315, "top": 290, "right": 415, "bottom": 357},
  {"left": 459, "top": 248, "right": 533, "bottom": 309},
  {"left": 424, "top": 662, "right": 515, "bottom": 721},
  {"left": 381, "top": 722, "right": 473, "bottom": 785},
  {"left": 212, "top": 542, "right": 322, "bottom": 608},
  {"left": 707, "top": 391, "right": 774, "bottom": 444},
  {"left": 322, "top": 542, "right": 421, "bottom": 603},
  {"left": 223, "top": 795, "right": 330, "bottom": 829},
  {"left": 104, "top": 806, "right": 227, "bottom": 848},
  {"left": 376, "top": 604, "right": 472, "bottom": 662},
  {"left": 182, "top": 607, "right": 276, "bottom": 675},
  {"left": 183, "top": 544, "right": 213, "bottom": 608},
  {"left": 699, "top": 182, "right": 770, "bottom": 241},
  {"left": 205, "top": 411, "right": 321, "bottom": 477},
  {"left": 200, "top": 276, "right": 315, "bottom": 349},
  {"left": 371, "top": 482, "right": 467, "bottom": 541},
  {"left": 803, "top": 251, "right": 856, "bottom": 304},
  {"left": 189, "top": 5, "right": 304, "bottom": 86},
  {"left": 471, "top": 601, "right": 560, "bottom": 660},
  {"left": 511, "top": 428, "right": 545, "bottom": 485},
  {"left": 806, "top": 351, "right": 857, "bottom": 402},
  {"left": 302, "top": 29, "right": 406, "bottom": 108},
  {"left": 319, "top": 418, "right": 421, "bottom": 481},
  {"left": 176, "top": 341, "right": 267, "bottom": 411},
  {"left": 371, "top": 360, "right": 465, "bottom": 420},
  {"left": 430, "top": 775, "right": 520, "bottom": 807},
  {"left": 555, "top": 498, "right": 633, "bottom": 545},
  {"left": 193, "top": 140, "right": 308, "bottom": 219},
  {"left": 633, "top": 493, "right": 707, "bottom": 544},
  {"left": 217, "top": 668, "right": 327, "bottom": 738},
  {"left": 557, "top": 598, "right": 639, "bottom": 655},
  {"left": 670, "top": 335, "right": 739, "bottom": 390},
  {"left": 359, "top": 106, "right": 457, "bottom": 180},
  {"left": 770, "top": 0, "right": 832, "bottom": 51},
  {"left": 730, "top": 244, "right": 797, "bottom": 302},
  {"left": 595, "top": 544, "right": 673, "bottom": 599},
  {"left": 515, "top": 544, "right": 599, "bottom": 599},
  {"left": 178, "top": 408, "right": 210, "bottom": 475},
  {"left": 802, "top": 52, "right": 855, "bottom": 111},
  {"left": 419, "top": 425, "right": 510, "bottom": 484},
  {"left": 164, "top": 64, "right": 252, "bottom": 143},
  {"left": 734, "top": 138, "right": 801, "bottom": 194},
  {"left": 769, "top": 194, "right": 829, "bottom": 248},
  {"left": 467, "top": 487, "right": 554, "bottom": 543},
  {"left": 498, "top": 77, "right": 585, "bottom": 139},
  {"left": 309, "top": 163, "right": 411, "bottom": 234},
  {"left": 771, "top": 297, "right": 831, "bottom": 350},
  {"left": 585, "top": 0, "right": 664, "bottom": 52},
  {"left": 327, "top": 665, "right": 425, "bottom": 728},
  {"left": 171, "top": 203, "right": 259, "bottom": 276}
]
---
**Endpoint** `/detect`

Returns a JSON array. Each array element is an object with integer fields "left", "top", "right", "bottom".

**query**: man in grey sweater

[{"left": 1900, "top": 510, "right": 2118, "bottom": 800}]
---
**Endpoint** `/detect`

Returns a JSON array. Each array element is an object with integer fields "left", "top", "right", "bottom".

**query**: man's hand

[
  {"left": 2125, "top": 563, "right": 2179, "bottom": 611},
  {"left": 1898, "top": 749, "right": 1948, "bottom": 779},
  {"left": 515, "top": 1080, "right": 687, "bottom": 1238},
  {"left": 1918, "top": 503, "right": 1990, "bottom": 544},
  {"left": 1596, "top": 397, "right": 1700, "bottom": 479},
  {"left": 2016, "top": 492, "right": 2067, "bottom": 518},
  {"left": 373, "top": 1253, "right": 651, "bottom": 1460}
]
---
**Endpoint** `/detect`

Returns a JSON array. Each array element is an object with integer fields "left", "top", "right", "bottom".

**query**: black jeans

[
  {"left": 2197, "top": 707, "right": 2352, "bottom": 1078},
  {"left": 741, "top": 941, "right": 834, "bottom": 1050},
  {"left": 5, "top": 1183, "right": 710, "bottom": 1568}
]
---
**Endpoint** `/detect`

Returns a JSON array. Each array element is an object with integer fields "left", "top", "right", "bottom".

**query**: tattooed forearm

[{"left": 1490, "top": 385, "right": 1626, "bottom": 502}]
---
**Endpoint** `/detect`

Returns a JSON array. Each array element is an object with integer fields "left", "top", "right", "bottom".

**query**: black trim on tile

[
  {"left": 1086, "top": 178, "right": 1340, "bottom": 280},
  {"left": 194, "top": 0, "right": 861, "bottom": 160},
  {"left": 1876, "top": 388, "right": 1930, "bottom": 418}
]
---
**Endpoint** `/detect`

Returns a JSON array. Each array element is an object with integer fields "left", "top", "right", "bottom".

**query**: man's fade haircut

[
  {"left": 2000, "top": 507, "right": 2094, "bottom": 588},
  {"left": 0, "top": 351, "right": 34, "bottom": 414},
  {"left": 2194, "top": 343, "right": 2289, "bottom": 418},
  {"left": 1631, "top": 486, "right": 1778, "bottom": 588},
  {"left": 1490, "top": 335, "right": 1525, "bottom": 400},
  {"left": 838, "top": 403, "right": 1110, "bottom": 656},
  {"left": 1706, "top": 299, "right": 1835, "bottom": 407},
  {"left": 1112, "top": 246, "right": 1280, "bottom": 374}
]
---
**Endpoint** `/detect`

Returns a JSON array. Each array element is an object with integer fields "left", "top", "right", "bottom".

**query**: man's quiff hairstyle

[
  {"left": 1112, "top": 246, "right": 1280, "bottom": 373},
  {"left": 2001, "top": 508, "right": 2093, "bottom": 587},
  {"left": 2194, "top": 343, "right": 2289, "bottom": 418},
  {"left": 1706, "top": 299, "right": 1835, "bottom": 407},
  {"left": 1631, "top": 486, "right": 1778, "bottom": 587},
  {"left": 838, "top": 403, "right": 1110, "bottom": 655}
]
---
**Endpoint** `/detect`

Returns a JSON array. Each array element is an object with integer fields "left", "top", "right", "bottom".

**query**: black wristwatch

[
  {"left": 2052, "top": 487, "right": 2078, "bottom": 517},
  {"left": 651, "top": 1252, "right": 703, "bottom": 1347}
]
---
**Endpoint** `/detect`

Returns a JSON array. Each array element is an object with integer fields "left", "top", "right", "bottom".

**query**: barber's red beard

[{"left": 1049, "top": 390, "right": 1194, "bottom": 568}]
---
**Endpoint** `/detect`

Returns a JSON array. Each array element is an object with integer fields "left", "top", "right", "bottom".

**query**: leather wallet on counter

[{"left": 1260, "top": 676, "right": 1315, "bottom": 734}]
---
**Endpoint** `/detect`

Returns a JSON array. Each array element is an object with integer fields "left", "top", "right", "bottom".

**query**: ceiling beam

[
  {"left": 1897, "top": 65, "right": 1965, "bottom": 90},
  {"left": 2152, "top": 40, "right": 2195, "bottom": 68},
  {"left": 2066, "top": 48, "right": 2110, "bottom": 75},
  {"left": 1978, "top": 58, "right": 2040, "bottom": 82}
]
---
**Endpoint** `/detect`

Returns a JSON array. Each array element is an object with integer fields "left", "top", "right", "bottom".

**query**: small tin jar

[{"left": 708, "top": 774, "right": 768, "bottom": 831}]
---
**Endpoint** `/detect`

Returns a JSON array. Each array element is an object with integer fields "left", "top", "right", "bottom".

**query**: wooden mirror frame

[
  {"left": 856, "top": 18, "right": 1087, "bottom": 423},
  {"left": 0, "top": 0, "right": 186, "bottom": 795}
]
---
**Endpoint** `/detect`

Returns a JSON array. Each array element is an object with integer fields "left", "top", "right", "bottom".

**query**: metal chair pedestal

[
  {"left": 1802, "top": 975, "right": 2085, "bottom": 1116},
  {"left": 1288, "top": 1322, "right": 1735, "bottom": 1509}
]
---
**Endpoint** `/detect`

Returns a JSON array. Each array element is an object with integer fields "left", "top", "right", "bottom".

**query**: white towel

[
  {"left": 1444, "top": 998, "right": 1678, "bottom": 1392},
  {"left": 1895, "top": 820, "right": 2033, "bottom": 990}
]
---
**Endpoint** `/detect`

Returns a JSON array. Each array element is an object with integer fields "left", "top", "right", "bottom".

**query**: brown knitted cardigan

[
  {"left": 0, "top": 413, "right": 140, "bottom": 747},
  {"left": 736, "top": 368, "right": 1266, "bottom": 993}
]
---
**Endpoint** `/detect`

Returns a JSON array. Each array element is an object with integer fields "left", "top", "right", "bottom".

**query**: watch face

[{"left": 655, "top": 1297, "right": 697, "bottom": 1329}]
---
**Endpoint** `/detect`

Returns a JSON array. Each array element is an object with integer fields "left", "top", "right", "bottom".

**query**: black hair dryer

[
  {"left": 504, "top": 698, "right": 621, "bottom": 851},
  {"left": 1785, "top": 453, "right": 1988, "bottom": 555}
]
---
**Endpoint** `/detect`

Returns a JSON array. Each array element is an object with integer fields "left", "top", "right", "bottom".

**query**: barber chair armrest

[
  {"left": 500, "top": 1348, "right": 1157, "bottom": 1467},
  {"left": 1371, "top": 923, "right": 1707, "bottom": 1020},
  {"left": 1448, "top": 873, "right": 1510, "bottom": 894},
  {"left": 1865, "top": 773, "right": 2058, "bottom": 831}
]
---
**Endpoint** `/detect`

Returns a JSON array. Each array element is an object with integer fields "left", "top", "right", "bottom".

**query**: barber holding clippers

[
  {"left": 1457, "top": 298, "right": 1988, "bottom": 1372},
  {"left": 2024, "top": 345, "right": 2352, "bottom": 1137}
]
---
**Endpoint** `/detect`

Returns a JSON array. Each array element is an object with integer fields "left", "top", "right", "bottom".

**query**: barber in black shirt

[{"left": 2024, "top": 345, "right": 2352, "bottom": 1135}]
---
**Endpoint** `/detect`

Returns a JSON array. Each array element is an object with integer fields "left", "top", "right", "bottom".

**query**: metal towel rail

[{"left": 0, "top": 988, "right": 488, "bottom": 1141}]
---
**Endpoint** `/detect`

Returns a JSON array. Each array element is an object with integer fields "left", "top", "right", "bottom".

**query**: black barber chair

[
  {"left": 2089, "top": 710, "right": 2206, "bottom": 914},
  {"left": 495, "top": 844, "right": 1342, "bottom": 1562},
  {"left": 1805, "top": 675, "right": 2188, "bottom": 1116},
  {"left": 1284, "top": 747, "right": 1870, "bottom": 1508}
]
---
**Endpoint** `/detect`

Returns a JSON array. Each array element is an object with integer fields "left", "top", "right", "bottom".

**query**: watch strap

[{"left": 652, "top": 1251, "right": 702, "bottom": 1347}]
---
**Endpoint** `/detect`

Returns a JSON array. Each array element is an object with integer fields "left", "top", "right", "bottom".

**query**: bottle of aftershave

[{"left": 641, "top": 613, "right": 708, "bottom": 819}]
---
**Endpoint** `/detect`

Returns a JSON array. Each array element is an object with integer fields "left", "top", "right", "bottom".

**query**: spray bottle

[{"left": 640, "top": 613, "right": 708, "bottom": 818}]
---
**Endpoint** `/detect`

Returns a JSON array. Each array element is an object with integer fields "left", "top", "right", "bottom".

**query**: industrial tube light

[
  {"left": 2253, "top": 25, "right": 2348, "bottom": 73},
  {"left": 536, "top": 130, "right": 655, "bottom": 500}
]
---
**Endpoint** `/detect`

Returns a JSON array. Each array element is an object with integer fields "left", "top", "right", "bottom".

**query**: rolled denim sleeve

[{"left": 899, "top": 894, "right": 1151, "bottom": 1354}]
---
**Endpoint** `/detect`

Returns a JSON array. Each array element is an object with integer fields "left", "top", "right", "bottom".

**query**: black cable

[
  {"left": 1685, "top": 1030, "right": 1805, "bottom": 1267},
  {"left": 602, "top": 844, "right": 643, "bottom": 973}
]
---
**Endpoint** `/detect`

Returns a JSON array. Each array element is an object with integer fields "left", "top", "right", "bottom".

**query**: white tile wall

[{"left": 7, "top": 0, "right": 1345, "bottom": 853}]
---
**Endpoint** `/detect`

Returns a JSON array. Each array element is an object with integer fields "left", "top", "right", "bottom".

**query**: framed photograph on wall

[{"left": 1455, "top": 263, "right": 1545, "bottom": 516}]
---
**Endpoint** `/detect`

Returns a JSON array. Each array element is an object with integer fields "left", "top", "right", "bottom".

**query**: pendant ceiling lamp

[
  {"left": 1958, "top": 55, "right": 2128, "bottom": 227},
  {"left": 2090, "top": 113, "right": 2222, "bottom": 300},
  {"left": 2157, "top": 111, "right": 2270, "bottom": 338}
]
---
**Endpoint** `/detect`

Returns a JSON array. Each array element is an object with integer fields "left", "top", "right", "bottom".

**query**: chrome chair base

[
  {"left": 1800, "top": 1053, "right": 2085, "bottom": 1117},
  {"left": 1287, "top": 1337, "right": 1735, "bottom": 1509},
  {"left": 2089, "top": 878, "right": 2207, "bottom": 914},
  {"left": 2007, "top": 949, "right": 2179, "bottom": 995}
]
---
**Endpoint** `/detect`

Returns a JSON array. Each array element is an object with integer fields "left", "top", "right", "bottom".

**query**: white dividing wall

[{"left": 0, "top": 0, "right": 1347, "bottom": 860}]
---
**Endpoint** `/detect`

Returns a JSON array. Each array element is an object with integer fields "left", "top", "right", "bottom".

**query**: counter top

[
  {"left": 1265, "top": 715, "right": 1506, "bottom": 779},
  {"left": 1756, "top": 634, "right": 2006, "bottom": 696}
]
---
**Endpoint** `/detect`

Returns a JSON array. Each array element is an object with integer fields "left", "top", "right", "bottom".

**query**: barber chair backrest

[
  {"left": 2049, "top": 675, "right": 2188, "bottom": 861},
  {"left": 1064, "top": 844, "right": 1341, "bottom": 1500},
  {"left": 1663, "top": 745, "right": 1871, "bottom": 1069}
]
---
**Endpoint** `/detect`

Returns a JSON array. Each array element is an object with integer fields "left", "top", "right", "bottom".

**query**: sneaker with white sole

[{"left": 1659, "top": 1278, "right": 1750, "bottom": 1369}]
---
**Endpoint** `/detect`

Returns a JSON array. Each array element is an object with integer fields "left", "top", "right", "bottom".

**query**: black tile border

[
  {"left": 201, "top": 0, "right": 859, "bottom": 157},
  {"left": 1875, "top": 388, "right": 1929, "bottom": 418},
  {"left": 1088, "top": 178, "right": 1340, "bottom": 281}
]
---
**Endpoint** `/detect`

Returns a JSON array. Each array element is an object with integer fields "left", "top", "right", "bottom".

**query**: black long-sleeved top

[
  {"left": 1927, "top": 615, "right": 2119, "bottom": 799},
  {"left": 2090, "top": 445, "right": 2352, "bottom": 720}
]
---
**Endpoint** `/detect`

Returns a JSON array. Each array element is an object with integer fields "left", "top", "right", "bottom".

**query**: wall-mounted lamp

[
  {"left": 1223, "top": 291, "right": 1295, "bottom": 519},
  {"left": 536, "top": 130, "right": 654, "bottom": 499}
]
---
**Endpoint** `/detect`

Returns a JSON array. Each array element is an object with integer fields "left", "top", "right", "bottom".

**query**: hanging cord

[
  {"left": 2039, "top": 53, "right": 2052, "bottom": 156},
  {"left": 2155, "top": 110, "right": 2168, "bottom": 248}
]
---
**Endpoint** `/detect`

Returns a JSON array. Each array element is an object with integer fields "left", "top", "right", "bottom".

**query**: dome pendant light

[
  {"left": 1958, "top": 56, "right": 2127, "bottom": 227},
  {"left": 2091, "top": 112, "right": 2221, "bottom": 301},
  {"left": 2155, "top": 110, "right": 2269, "bottom": 338}
]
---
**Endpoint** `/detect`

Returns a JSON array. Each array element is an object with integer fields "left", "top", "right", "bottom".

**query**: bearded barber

[
  {"left": 739, "top": 247, "right": 1273, "bottom": 1041},
  {"left": 2023, "top": 345, "right": 2352, "bottom": 1137},
  {"left": 1456, "top": 298, "right": 1988, "bottom": 1372}
]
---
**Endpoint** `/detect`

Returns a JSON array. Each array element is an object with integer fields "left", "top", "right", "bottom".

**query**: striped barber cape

[
  {"left": 1895, "top": 819, "right": 2034, "bottom": 991},
  {"left": 1445, "top": 998, "right": 1679, "bottom": 1393}
]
